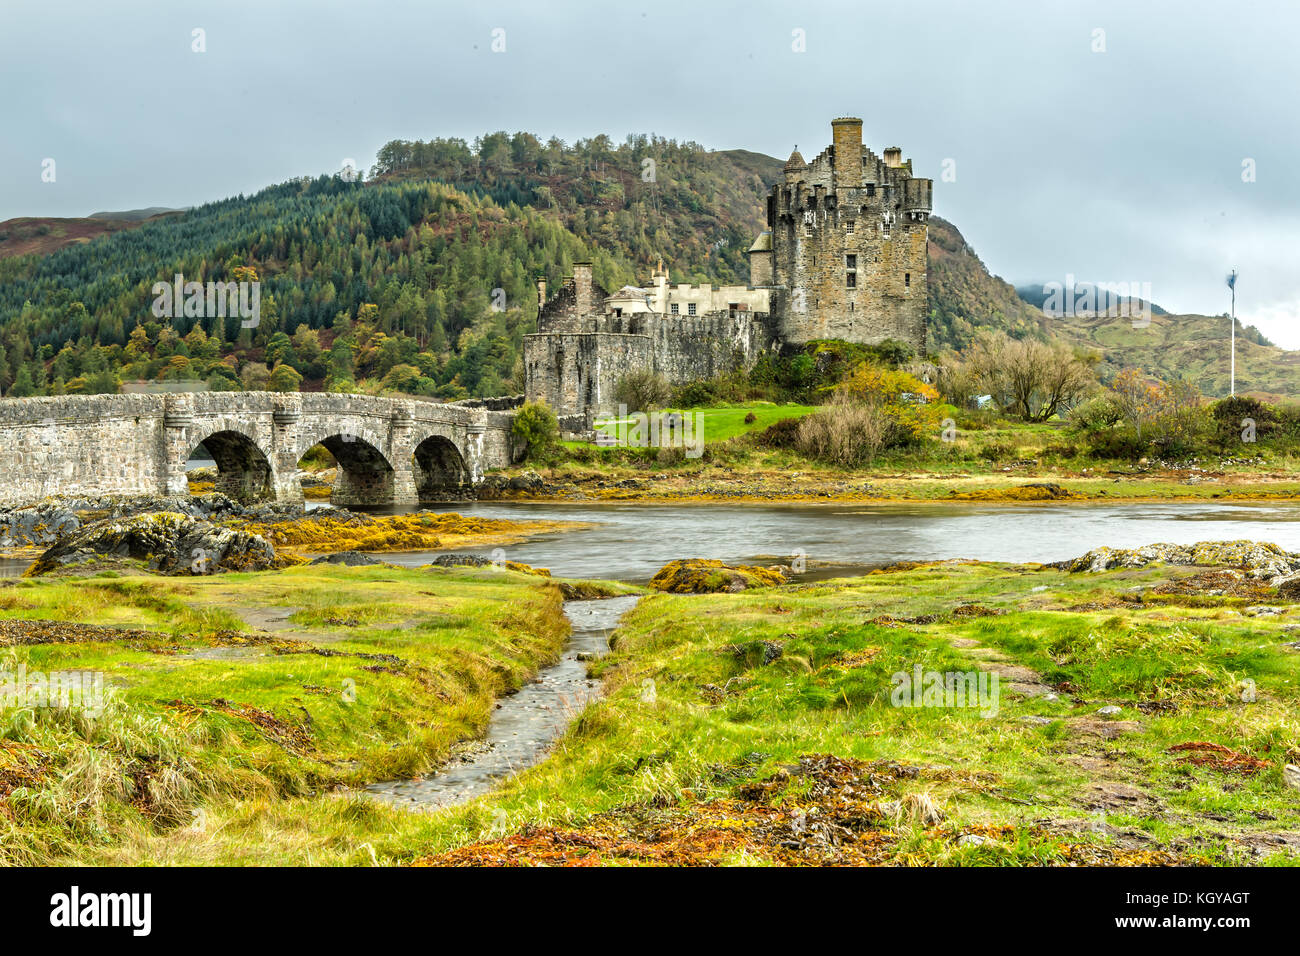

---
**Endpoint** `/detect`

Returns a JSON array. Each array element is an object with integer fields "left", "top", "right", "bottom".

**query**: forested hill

[
  {"left": 0, "top": 133, "right": 783, "bottom": 399},
  {"left": 370, "top": 132, "right": 781, "bottom": 283}
]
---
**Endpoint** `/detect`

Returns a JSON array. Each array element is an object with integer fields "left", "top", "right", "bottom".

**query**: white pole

[{"left": 1228, "top": 270, "right": 1237, "bottom": 397}]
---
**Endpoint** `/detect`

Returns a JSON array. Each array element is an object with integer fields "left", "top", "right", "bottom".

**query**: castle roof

[
  {"left": 748, "top": 231, "right": 772, "bottom": 253},
  {"left": 607, "top": 285, "right": 650, "bottom": 299},
  {"left": 783, "top": 149, "right": 806, "bottom": 171}
]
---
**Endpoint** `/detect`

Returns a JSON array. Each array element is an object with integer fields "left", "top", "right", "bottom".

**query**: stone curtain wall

[
  {"left": 524, "top": 309, "right": 779, "bottom": 421},
  {"left": 0, "top": 392, "right": 515, "bottom": 508}
]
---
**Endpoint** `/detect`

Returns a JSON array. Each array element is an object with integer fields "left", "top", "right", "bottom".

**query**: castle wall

[
  {"left": 524, "top": 310, "right": 778, "bottom": 419},
  {"left": 649, "top": 312, "right": 777, "bottom": 385},
  {"left": 524, "top": 332, "right": 654, "bottom": 419}
]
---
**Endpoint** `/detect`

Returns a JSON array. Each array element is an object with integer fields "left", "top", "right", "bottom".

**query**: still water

[
  {"left": 6, "top": 499, "right": 1300, "bottom": 581},
  {"left": 363, "top": 498, "right": 1300, "bottom": 583}
]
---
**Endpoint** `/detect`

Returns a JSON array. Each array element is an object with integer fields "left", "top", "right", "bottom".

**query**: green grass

[
  {"left": 31, "top": 558, "right": 1299, "bottom": 866},
  {"left": 0, "top": 564, "right": 600, "bottom": 864},
  {"left": 576, "top": 402, "right": 815, "bottom": 447}
]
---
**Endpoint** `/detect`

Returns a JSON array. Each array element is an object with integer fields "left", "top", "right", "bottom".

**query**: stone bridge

[{"left": 0, "top": 392, "right": 520, "bottom": 508}]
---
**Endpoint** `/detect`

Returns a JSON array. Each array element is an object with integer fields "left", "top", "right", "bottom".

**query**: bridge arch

[
  {"left": 188, "top": 428, "right": 274, "bottom": 504},
  {"left": 296, "top": 428, "right": 397, "bottom": 507},
  {"left": 413, "top": 434, "right": 471, "bottom": 502}
]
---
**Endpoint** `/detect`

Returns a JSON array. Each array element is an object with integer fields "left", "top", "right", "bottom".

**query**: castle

[{"left": 524, "top": 118, "right": 932, "bottom": 421}]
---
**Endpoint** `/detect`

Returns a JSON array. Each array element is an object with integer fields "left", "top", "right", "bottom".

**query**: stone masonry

[{"left": 0, "top": 392, "right": 518, "bottom": 508}]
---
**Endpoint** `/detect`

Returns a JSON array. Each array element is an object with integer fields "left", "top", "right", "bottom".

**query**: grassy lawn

[
  {"left": 34, "top": 557, "right": 1300, "bottom": 866},
  {"left": 0, "top": 564, "right": 632, "bottom": 864},
  {"left": 574, "top": 402, "right": 815, "bottom": 447}
]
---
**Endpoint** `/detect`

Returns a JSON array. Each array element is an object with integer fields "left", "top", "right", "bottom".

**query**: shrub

[
  {"left": 615, "top": 370, "right": 671, "bottom": 411},
  {"left": 794, "top": 396, "right": 891, "bottom": 466},
  {"left": 978, "top": 442, "right": 1019, "bottom": 461},
  {"left": 511, "top": 400, "right": 559, "bottom": 461},
  {"left": 672, "top": 380, "right": 718, "bottom": 408},
  {"left": 1211, "top": 395, "right": 1276, "bottom": 449},
  {"left": 756, "top": 416, "right": 803, "bottom": 449}
]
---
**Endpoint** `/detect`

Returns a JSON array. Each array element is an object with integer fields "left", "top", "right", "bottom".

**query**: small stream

[{"left": 366, "top": 594, "right": 640, "bottom": 809}]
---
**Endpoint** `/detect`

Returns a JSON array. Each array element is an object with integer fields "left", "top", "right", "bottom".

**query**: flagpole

[{"left": 1227, "top": 270, "right": 1238, "bottom": 397}]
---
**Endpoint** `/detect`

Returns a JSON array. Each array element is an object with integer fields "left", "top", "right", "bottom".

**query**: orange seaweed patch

[{"left": 1167, "top": 742, "right": 1271, "bottom": 775}]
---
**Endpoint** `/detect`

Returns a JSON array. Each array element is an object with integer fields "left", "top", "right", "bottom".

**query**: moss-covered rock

[
  {"left": 1055, "top": 540, "right": 1300, "bottom": 582},
  {"left": 649, "top": 558, "right": 788, "bottom": 594},
  {"left": 26, "top": 511, "right": 278, "bottom": 576}
]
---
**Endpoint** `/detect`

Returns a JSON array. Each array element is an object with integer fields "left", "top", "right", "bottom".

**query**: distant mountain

[
  {"left": 1013, "top": 283, "right": 1170, "bottom": 318},
  {"left": 0, "top": 216, "right": 149, "bottom": 260},
  {"left": 0, "top": 208, "right": 186, "bottom": 261},
  {"left": 86, "top": 207, "right": 188, "bottom": 221}
]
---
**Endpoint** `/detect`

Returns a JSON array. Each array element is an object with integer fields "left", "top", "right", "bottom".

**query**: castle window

[
  {"left": 688, "top": 303, "right": 697, "bottom": 316},
  {"left": 846, "top": 254, "right": 857, "bottom": 269},
  {"left": 846, "top": 271, "right": 856, "bottom": 289},
  {"left": 846, "top": 221, "right": 855, "bottom": 234},
  {"left": 670, "top": 303, "right": 679, "bottom": 315},
  {"left": 866, "top": 185, "right": 875, "bottom": 197},
  {"left": 904, "top": 273, "right": 911, "bottom": 289}
]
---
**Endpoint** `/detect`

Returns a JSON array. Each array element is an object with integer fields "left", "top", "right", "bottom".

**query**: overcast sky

[{"left": 3, "top": 0, "right": 1298, "bottom": 345}]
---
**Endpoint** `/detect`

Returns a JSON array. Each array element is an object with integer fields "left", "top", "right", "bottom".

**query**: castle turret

[
  {"left": 783, "top": 148, "right": 807, "bottom": 183},
  {"left": 748, "top": 232, "right": 773, "bottom": 286}
]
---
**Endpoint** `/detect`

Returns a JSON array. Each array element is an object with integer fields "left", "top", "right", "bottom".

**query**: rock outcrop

[
  {"left": 1055, "top": 540, "right": 1300, "bottom": 585},
  {"left": 649, "top": 558, "right": 789, "bottom": 594},
  {"left": 27, "top": 511, "right": 278, "bottom": 576}
]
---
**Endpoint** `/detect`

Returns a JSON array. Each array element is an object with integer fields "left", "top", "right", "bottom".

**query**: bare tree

[{"left": 966, "top": 332, "right": 1096, "bottom": 422}]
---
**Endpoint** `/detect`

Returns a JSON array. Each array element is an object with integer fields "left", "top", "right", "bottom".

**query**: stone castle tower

[
  {"left": 525, "top": 118, "right": 932, "bottom": 422},
  {"left": 749, "top": 117, "right": 932, "bottom": 351}
]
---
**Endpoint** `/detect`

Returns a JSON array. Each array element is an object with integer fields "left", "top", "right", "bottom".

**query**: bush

[
  {"left": 1067, "top": 395, "right": 1122, "bottom": 433},
  {"left": 794, "top": 397, "right": 891, "bottom": 466},
  {"left": 978, "top": 442, "right": 1019, "bottom": 461},
  {"left": 672, "top": 380, "right": 719, "bottom": 408},
  {"left": 756, "top": 416, "right": 803, "bottom": 450},
  {"left": 1042, "top": 443, "right": 1079, "bottom": 459},
  {"left": 1211, "top": 395, "right": 1276, "bottom": 449},
  {"left": 511, "top": 400, "right": 559, "bottom": 461},
  {"left": 614, "top": 370, "right": 671, "bottom": 411}
]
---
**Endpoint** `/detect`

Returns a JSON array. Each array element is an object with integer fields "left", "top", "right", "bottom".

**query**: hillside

[
  {"left": 925, "top": 216, "right": 1050, "bottom": 350},
  {"left": 928, "top": 218, "right": 1296, "bottom": 397},
  {"left": 1049, "top": 311, "right": 1300, "bottom": 401},
  {"left": 370, "top": 133, "right": 779, "bottom": 284},
  {"left": 0, "top": 215, "right": 170, "bottom": 260}
]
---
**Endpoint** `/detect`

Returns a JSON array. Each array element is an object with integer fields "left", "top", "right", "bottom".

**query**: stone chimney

[
  {"left": 883, "top": 147, "right": 903, "bottom": 168},
  {"left": 573, "top": 261, "right": 593, "bottom": 316},
  {"left": 536, "top": 275, "right": 547, "bottom": 312},
  {"left": 831, "top": 117, "right": 863, "bottom": 188}
]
